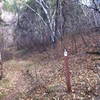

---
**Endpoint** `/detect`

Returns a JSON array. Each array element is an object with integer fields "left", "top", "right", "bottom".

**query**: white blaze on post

[{"left": 64, "top": 49, "right": 68, "bottom": 56}]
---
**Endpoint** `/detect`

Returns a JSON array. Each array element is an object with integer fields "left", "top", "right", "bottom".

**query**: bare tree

[{"left": 19, "top": 0, "right": 63, "bottom": 48}]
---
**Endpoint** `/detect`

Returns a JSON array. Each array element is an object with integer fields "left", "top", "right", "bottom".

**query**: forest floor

[{"left": 0, "top": 32, "right": 100, "bottom": 100}]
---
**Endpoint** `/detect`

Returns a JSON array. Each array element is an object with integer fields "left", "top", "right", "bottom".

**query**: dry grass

[{"left": 0, "top": 32, "right": 100, "bottom": 100}]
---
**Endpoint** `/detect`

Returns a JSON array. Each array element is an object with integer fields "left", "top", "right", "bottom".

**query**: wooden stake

[{"left": 64, "top": 49, "right": 72, "bottom": 92}]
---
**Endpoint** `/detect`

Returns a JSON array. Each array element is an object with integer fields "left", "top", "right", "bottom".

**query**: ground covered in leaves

[{"left": 0, "top": 32, "right": 100, "bottom": 100}]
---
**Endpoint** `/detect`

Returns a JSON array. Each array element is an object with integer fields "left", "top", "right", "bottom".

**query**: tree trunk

[{"left": 0, "top": 52, "right": 3, "bottom": 80}]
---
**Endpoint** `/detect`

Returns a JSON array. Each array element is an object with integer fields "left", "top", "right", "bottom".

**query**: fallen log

[
  {"left": 86, "top": 51, "right": 100, "bottom": 55},
  {"left": 92, "top": 58, "right": 100, "bottom": 61}
]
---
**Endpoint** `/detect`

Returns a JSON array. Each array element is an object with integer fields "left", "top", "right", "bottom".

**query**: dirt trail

[
  {"left": 0, "top": 43, "right": 100, "bottom": 100},
  {"left": 2, "top": 70, "right": 36, "bottom": 100}
]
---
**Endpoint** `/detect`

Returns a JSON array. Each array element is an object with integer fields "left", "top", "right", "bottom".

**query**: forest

[{"left": 0, "top": 0, "right": 100, "bottom": 100}]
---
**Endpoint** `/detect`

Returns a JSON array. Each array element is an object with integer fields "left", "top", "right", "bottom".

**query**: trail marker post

[{"left": 64, "top": 49, "right": 72, "bottom": 92}]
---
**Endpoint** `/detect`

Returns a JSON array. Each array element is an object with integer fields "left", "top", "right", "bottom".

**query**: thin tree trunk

[
  {"left": 80, "top": 33, "right": 88, "bottom": 47},
  {"left": 0, "top": 28, "right": 4, "bottom": 80},
  {"left": 0, "top": 52, "right": 3, "bottom": 80},
  {"left": 72, "top": 35, "right": 77, "bottom": 54},
  {"left": 55, "top": 0, "right": 59, "bottom": 37},
  {"left": 71, "top": 35, "right": 74, "bottom": 54}
]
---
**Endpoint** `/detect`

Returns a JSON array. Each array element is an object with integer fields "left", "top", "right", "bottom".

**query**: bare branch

[
  {"left": 24, "top": 3, "right": 48, "bottom": 26},
  {"left": 35, "top": 0, "right": 51, "bottom": 25},
  {"left": 80, "top": 0, "right": 100, "bottom": 13}
]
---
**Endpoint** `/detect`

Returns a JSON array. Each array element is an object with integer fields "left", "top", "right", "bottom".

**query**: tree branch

[
  {"left": 80, "top": 0, "right": 100, "bottom": 13},
  {"left": 24, "top": 3, "right": 48, "bottom": 26}
]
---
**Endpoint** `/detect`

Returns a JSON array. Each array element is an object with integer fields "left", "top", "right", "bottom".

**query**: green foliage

[
  {"left": 26, "top": 0, "right": 35, "bottom": 5},
  {"left": 3, "top": 0, "right": 17, "bottom": 12},
  {"left": 3, "top": 0, "right": 32, "bottom": 12},
  {"left": 50, "top": 0, "right": 56, "bottom": 8},
  {"left": 3, "top": 0, "right": 57, "bottom": 12}
]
